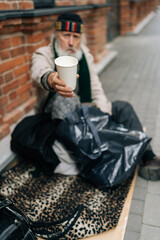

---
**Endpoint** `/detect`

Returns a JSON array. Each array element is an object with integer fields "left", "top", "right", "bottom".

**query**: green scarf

[{"left": 53, "top": 40, "right": 92, "bottom": 103}]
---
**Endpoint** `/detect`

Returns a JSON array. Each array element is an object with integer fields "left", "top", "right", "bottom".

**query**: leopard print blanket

[{"left": 0, "top": 161, "right": 133, "bottom": 239}]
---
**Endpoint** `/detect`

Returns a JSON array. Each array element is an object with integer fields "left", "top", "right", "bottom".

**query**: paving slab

[
  {"left": 132, "top": 187, "right": 147, "bottom": 201},
  {"left": 148, "top": 181, "right": 160, "bottom": 195},
  {"left": 143, "top": 193, "right": 160, "bottom": 227},
  {"left": 126, "top": 213, "right": 142, "bottom": 233},
  {"left": 124, "top": 230, "right": 140, "bottom": 240},
  {"left": 134, "top": 176, "right": 148, "bottom": 189},
  {"left": 130, "top": 199, "right": 144, "bottom": 216},
  {"left": 140, "top": 224, "right": 160, "bottom": 240}
]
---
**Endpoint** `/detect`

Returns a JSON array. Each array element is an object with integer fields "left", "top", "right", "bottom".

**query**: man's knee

[{"left": 112, "top": 100, "right": 135, "bottom": 114}]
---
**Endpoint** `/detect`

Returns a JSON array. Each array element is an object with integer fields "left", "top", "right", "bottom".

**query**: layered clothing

[{"left": 31, "top": 37, "right": 112, "bottom": 115}]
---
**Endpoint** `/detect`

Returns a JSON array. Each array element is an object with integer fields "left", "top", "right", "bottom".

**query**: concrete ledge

[
  {"left": 127, "top": 12, "right": 156, "bottom": 35},
  {"left": 0, "top": 110, "right": 35, "bottom": 172},
  {"left": 95, "top": 49, "right": 118, "bottom": 74}
]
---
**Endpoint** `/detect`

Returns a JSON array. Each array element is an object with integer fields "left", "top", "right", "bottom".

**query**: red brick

[
  {"left": 11, "top": 46, "right": 25, "bottom": 57},
  {"left": 17, "top": 82, "right": 31, "bottom": 95},
  {"left": 28, "top": 55, "right": 32, "bottom": 62},
  {"left": 15, "top": 56, "right": 25, "bottom": 66},
  {"left": 3, "top": 80, "right": 19, "bottom": 94},
  {"left": 20, "top": 1, "right": 34, "bottom": 9},
  {"left": 18, "top": 74, "right": 29, "bottom": 85},
  {"left": 0, "top": 59, "right": 15, "bottom": 74},
  {"left": 0, "top": 38, "right": 11, "bottom": 50},
  {"left": 21, "top": 91, "right": 30, "bottom": 102},
  {"left": 26, "top": 43, "right": 46, "bottom": 53},
  {"left": 48, "top": 15, "right": 58, "bottom": 21},
  {"left": 3, "top": 109, "right": 23, "bottom": 125},
  {"left": 4, "top": 71, "right": 13, "bottom": 83},
  {"left": 0, "top": 108, "right": 5, "bottom": 116},
  {"left": 11, "top": 36, "right": 22, "bottom": 47},
  {"left": 0, "top": 49, "right": 10, "bottom": 60},
  {"left": 9, "top": 91, "right": 17, "bottom": 100},
  {"left": 0, "top": 76, "right": 4, "bottom": 85},
  {"left": 24, "top": 55, "right": 29, "bottom": 63},
  {"left": 0, "top": 89, "right": 2, "bottom": 97},
  {"left": 4, "top": 18, "right": 22, "bottom": 26},
  {"left": 21, "top": 96, "right": 36, "bottom": 113},
  {"left": 0, "top": 96, "right": 8, "bottom": 105},
  {"left": 56, "top": 1, "right": 73, "bottom": 6},
  {"left": 0, "top": 123, "right": 10, "bottom": 139},
  {"left": 14, "top": 64, "right": 29, "bottom": 77},
  {"left": 22, "top": 17, "right": 42, "bottom": 24},
  {"left": 0, "top": 115, "right": 3, "bottom": 125},
  {"left": 0, "top": 25, "right": 21, "bottom": 35},
  {"left": 23, "top": 22, "right": 53, "bottom": 33},
  {"left": 26, "top": 32, "right": 43, "bottom": 43},
  {"left": 0, "top": 21, "right": 3, "bottom": 29},
  {"left": 0, "top": 3, "right": 11, "bottom": 10},
  {"left": 11, "top": 2, "right": 19, "bottom": 10},
  {"left": 6, "top": 98, "right": 21, "bottom": 112}
]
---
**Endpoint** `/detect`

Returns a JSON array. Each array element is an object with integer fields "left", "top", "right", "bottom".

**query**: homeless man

[{"left": 31, "top": 12, "right": 160, "bottom": 181}]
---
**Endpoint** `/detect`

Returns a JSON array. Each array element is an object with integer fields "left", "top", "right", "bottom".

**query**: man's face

[{"left": 57, "top": 31, "right": 81, "bottom": 54}]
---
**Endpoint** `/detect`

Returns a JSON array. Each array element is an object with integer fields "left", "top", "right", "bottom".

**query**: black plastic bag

[
  {"left": 11, "top": 113, "right": 60, "bottom": 176},
  {"left": 0, "top": 193, "right": 37, "bottom": 240},
  {"left": 56, "top": 105, "right": 151, "bottom": 187}
]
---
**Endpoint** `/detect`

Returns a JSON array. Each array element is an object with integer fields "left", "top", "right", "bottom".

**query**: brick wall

[
  {"left": 119, "top": 0, "right": 159, "bottom": 35},
  {"left": 0, "top": 0, "right": 110, "bottom": 140},
  {"left": 0, "top": 0, "right": 107, "bottom": 10},
  {"left": 0, "top": 0, "right": 34, "bottom": 10}
]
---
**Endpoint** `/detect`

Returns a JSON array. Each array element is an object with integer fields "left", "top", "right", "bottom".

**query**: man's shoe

[{"left": 138, "top": 156, "right": 160, "bottom": 181}]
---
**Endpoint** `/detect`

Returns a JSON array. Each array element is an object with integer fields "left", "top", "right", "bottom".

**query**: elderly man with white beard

[{"left": 31, "top": 12, "right": 160, "bottom": 180}]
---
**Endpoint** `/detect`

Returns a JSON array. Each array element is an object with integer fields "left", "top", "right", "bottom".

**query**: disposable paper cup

[{"left": 55, "top": 56, "right": 78, "bottom": 90}]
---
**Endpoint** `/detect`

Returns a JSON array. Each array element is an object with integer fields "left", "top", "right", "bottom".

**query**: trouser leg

[
  {"left": 112, "top": 101, "right": 143, "bottom": 131},
  {"left": 111, "top": 101, "right": 155, "bottom": 162}
]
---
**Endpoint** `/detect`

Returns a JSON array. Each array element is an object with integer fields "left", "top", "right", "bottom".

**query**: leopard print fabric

[{"left": 0, "top": 161, "right": 133, "bottom": 239}]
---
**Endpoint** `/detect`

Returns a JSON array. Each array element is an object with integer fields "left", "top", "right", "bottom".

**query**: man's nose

[{"left": 69, "top": 36, "right": 74, "bottom": 46}]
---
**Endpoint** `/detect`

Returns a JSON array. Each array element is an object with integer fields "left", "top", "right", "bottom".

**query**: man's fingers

[
  {"left": 55, "top": 84, "right": 73, "bottom": 92},
  {"left": 53, "top": 78, "right": 66, "bottom": 87},
  {"left": 48, "top": 72, "right": 66, "bottom": 88},
  {"left": 58, "top": 91, "right": 75, "bottom": 97},
  {"left": 48, "top": 72, "right": 75, "bottom": 97}
]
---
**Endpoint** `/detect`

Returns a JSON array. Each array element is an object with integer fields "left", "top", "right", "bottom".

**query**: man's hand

[{"left": 48, "top": 72, "right": 78, "bottom": 98}]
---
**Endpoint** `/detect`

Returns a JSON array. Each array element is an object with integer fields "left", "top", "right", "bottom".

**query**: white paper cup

[{"left": 55, "top": 56, "right": 78, "bottom": 90}]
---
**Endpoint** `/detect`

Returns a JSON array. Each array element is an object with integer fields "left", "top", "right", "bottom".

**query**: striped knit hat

[{"left": 55, "top": 12, "right": 84, "bottom": 34}]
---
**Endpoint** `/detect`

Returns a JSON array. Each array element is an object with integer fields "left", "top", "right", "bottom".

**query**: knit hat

[{"left": 55, "top": 12, "right": 84, "bottom": 33}]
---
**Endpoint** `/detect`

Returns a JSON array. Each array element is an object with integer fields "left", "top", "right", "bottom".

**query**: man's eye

[
  {"left": 63, "top": 34, "right": 70, "bottom": 37},
  {"left": 74, "top": 35, "right": 80, "bottom": 39}
]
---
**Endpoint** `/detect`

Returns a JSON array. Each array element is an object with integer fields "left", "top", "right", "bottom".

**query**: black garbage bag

[
  {"left": 11, "top": 113, "right": 60, "bottom": 176},
  {"left": 56, "top": 105, "right": 151, "bottom": 187}
]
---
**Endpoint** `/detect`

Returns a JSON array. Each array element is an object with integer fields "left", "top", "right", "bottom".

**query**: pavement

[{"left": 99, "top": 7, "right": 160, "bottom": 240}]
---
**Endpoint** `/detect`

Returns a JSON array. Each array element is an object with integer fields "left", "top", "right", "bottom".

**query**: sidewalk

[{"left": 99, "top": 7, "right": 160, "bottom": 240}]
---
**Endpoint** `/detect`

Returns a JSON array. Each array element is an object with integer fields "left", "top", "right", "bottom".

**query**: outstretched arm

[{"left": 47, "top": 72, "right": 76, "bottom": 98}]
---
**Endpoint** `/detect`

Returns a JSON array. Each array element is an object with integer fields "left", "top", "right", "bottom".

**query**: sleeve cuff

[{"left": 41, "top": 71, "right": 56, "bottom": 92}]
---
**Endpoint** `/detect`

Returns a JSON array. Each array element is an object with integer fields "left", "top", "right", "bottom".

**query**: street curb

[{"left": 95, "top": 50, "right": 118, "bottom": 74}]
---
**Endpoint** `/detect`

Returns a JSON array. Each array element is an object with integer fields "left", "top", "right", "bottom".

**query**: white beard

[{"left": 55, "top": 40, "right": 83, "bottom": 61}]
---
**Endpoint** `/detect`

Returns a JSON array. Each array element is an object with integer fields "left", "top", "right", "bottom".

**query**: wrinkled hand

[{"left": 47, "top": 72, "right": 79, "bottom": 98}]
